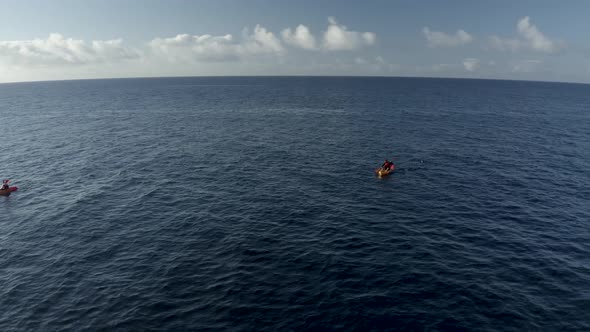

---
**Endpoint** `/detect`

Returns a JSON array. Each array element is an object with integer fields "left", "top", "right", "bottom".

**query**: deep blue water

[{"left": 1, "top": 77, "right": 589, "bottom": 331}]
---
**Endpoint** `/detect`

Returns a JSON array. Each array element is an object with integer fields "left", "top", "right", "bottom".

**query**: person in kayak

[
  {"left": 1, "top": 180, "right": 9, "bottom": 190},
  {"left": 381, "top": 160, "right": 394, "bottom": 170}
]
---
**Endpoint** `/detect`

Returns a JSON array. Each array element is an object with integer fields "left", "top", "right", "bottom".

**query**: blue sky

[{"left": 0, "top": 0, "right": 588, "bottom": 83}]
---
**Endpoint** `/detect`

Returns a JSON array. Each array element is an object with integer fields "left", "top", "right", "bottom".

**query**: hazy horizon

[{"left": 3, "top": 74, "right": 589, "bottom": 87}]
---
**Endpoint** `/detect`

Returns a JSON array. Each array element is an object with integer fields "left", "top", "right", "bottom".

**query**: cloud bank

[
  {"left": 0, "top": 18, "right": 377, "bottom": 72},
  {"left": 149, "top": 25, "right": 284, "bottom": 62},
  {"left": 490, "top": 16, "right": 562, "bottom": 53},
  {"left": 280, "top": 18, "right": 377, "bottom": 52},
  {"left": 149, "top": 17, "right": 377, "bottom": 63},
  {"left": 322, "top": 17, "right": 376, "bottom": 51},
  {"left": 0, "top": 33, "right": 138, "bottom": 65},
  {"left": 422, "top": 27, "right": 473, "bottom": 47},
  {"left": 281, "top": 24, "right": 317, "bottom": 50},
  {"left": 0, "top": 15, "right": 581, "bottom": 84}
]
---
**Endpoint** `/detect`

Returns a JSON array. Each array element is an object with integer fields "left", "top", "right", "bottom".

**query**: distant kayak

[
  {"left": 0, "top": 186, "right": 18, "bottom": 196},
  {"left": 376, "top": 165, "right": 395, "bottom": 177}
]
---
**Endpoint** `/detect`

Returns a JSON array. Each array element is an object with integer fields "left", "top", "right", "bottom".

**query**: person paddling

[
  {"left": 1, "top": 180, "right": 9, "bottom": 190},
  {"left": 381, "top": 159, "right": 394, "bottom": 170}
]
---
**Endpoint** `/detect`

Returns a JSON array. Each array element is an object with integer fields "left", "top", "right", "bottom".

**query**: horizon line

[{"left": 1, "top": 74, "right": 588, "bottom": 86}]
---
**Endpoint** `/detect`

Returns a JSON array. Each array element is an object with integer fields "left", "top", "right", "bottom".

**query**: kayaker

[
  {"left": 381, "top": 160, "right": 394, "bottom": 170},
  {"left": 1, "top": 180, "right": 9, "bottom": 190}
]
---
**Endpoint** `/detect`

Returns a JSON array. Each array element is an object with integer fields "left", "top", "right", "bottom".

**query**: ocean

[{"left": 1, "top": 77, "right": 589, "bottom": 331}]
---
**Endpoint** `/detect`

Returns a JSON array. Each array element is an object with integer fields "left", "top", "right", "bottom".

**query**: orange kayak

[{"left": 376, "top": 165, "right": 395, "bottom": 177}]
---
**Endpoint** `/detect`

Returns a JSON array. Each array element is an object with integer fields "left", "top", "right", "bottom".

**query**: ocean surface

[{"left": 0, "top": 76, "right": 589, "bottom": 331}]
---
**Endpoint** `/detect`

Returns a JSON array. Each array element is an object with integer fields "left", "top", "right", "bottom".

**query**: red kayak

[{"left": 0, "top": 186, "right": 18, "bottom": 196}]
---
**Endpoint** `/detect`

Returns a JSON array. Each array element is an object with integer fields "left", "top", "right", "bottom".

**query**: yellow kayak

[{"left": 376, "top": 165, "right": 395, "bottom": 177}]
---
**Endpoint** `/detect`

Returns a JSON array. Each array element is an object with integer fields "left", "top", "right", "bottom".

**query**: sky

[{"left": 0, "top": 0, "right": 589, "bottom": 83}]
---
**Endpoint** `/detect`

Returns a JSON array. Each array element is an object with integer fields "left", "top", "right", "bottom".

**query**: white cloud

[
  {"left": 282, "top": 18, "right": 376, "bottom": 52},
  {"left": 149, "top": 24, "right": 284, "bottom": 62},
  {"left": 322, "top": 17, "right": 376, "bottom": 50},
  {"left": 490, "top": 17, "right": 561, "bottom": 53},
  {"left": 463, "top": 58, "right": 479, "bottom": 71},
  {"left": 517, "top": 17, "right": 555, "bottom": 53},
  {"left": 149, "top": 34, "right": 236, "bottom": 61},
  {"left": 422, "top": 27, "right": 473, "bottom": 47},
  {"left": 0, "top": 33, "right": 138, "bottom": 65},
  {"left": 281, "top": 24, "right": 317, "bottom": 50},
  {"left": 243, "top": 25, "right": 284, "bottom": 54}
]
